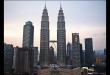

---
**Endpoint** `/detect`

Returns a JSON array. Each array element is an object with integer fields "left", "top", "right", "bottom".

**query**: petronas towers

[
  {"left": 57, "top": 6, "right": 66, "bottom": 67},
  {"left": 40, "top": 4, "right": 66, "bottom": 67},
  {"left": 40, "top": 5, "right": 50, "bottom": 67}
]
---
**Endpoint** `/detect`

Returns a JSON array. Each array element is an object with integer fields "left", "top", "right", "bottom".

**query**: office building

[
  {"left": 85, "top": 38, "right": 94, "bottom": 66},
  {"left": 72, "top": 33, "right": 81, "bottom": 67},
  {"left": 67, "top": 42, "right": 72, "bottom": 59},
  {"left": 96, "top": 56, "right": 102, "bottom": 64},
  {"left": 22, "top": 21, "right": 34, "bottom": 48},
  {"left": 14, "top": 47, "right": 33, "bottom": 75},
  {"left": 95, "top": 50, "right": 106, "bottom": 64},
  {"left": 80, "top": 43, "right": 84, "bottom": 67},
  {"left": 103, "top": 48, "right": 106, "bottom": 63},
  {"left": 66, "top": 42, "right": 72, "bottom": 65},
  {"left": 4, "top": 43, "right": 14, "bottom": 73},
  {"left": 40, "top": 4, "right": 50, "bottom": 68},
  {"left": 104, "top": 48, "right": 106, "bottom": 55},
  {"left": 93, "top": 50, "right": 96, "bottom": 64},
  {"left": 83, "top": 50, "right": 86, "bottom": 66},
  {"left": 49, "top": 46, "right": 55, "bottom": 64},
  {"left": 57, "top": 5, "right": 66, "bottom": 67},
  {"left": 32, "top": 47, "right": 38, "bottom": 68}
]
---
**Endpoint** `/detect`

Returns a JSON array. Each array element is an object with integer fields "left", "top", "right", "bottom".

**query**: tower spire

[
  {"left": 60, "top": 0, "right": 62, "bottom": 9},
  {"left": 45, "top": 0, "right": 46, "bottom": 8}
]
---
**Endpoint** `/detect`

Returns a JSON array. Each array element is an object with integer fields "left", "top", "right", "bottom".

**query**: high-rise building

[
  {"left": 85, "top": 38, "right": 94, "bottom": 66},
  {"left": 80, "top": 43, "right": 84, "bottom": 67},
  {"left": 66, "top": 42, "right": 72, "bottom": 65},
  {"left": 67, "top": 42, "right": 72, "bottom": 59},
  {"left": 40, "top": 4, "right": 49, "bottom": 68},
  {"left": 49, "top": 46, "right": 55, "bottom": 64},
  {"left": 32, "top": 47, "right": 38, "bottom": 68},
  {"left": 14, "top": 47, "right": 33, "bottom": 75},
  {"left": 22, "top": 21, "right": 34, "bottom": 48},
  {"left": 4, "top": 43, "right": 14, "bottom": 73},
  {"left": 57, "top": 5, "right": 66, "bottom": 67},
  {"left": 103, "top": 48, "right": 106, "bottom": 63},
  {"left": 93, "top": 50, "right": 96, "bottom": 64},
  {"left": 83, "top": 50, "right": 86, "bottom": 65},
  {"left": 13, "top": 47, "right": 16, "bottom": 70},
  {"left": 104, "top": 48, "right": 106, "bottom": 55},
  {"left": 72, "top": 33, "right": 80, "bottom": 67}
]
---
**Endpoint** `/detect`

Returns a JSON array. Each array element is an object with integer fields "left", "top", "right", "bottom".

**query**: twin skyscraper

[
  {"left": 22, "top": 3, "right": 66, "bottom": 68},
  {"left": 40, "top": 4, "right": 66, "bottom": 67}
]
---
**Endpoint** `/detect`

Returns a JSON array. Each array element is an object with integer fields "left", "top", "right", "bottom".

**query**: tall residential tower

[
  {"left": 57, "top": 5, "right": 66, "bottom": 67},
  {"left": 40, "top": 5, "right": 50, "bottom": 67}
]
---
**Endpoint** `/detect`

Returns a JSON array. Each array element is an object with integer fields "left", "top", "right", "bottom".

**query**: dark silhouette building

[
  {"left": 83, "top": 50, "right": 86, "bottom": 66},
  {"left": 93, "top": 50, "right": 96, "bottom": 64},
  {"left": 49, "top": 46, "right": 55, "bottom": 64},
  {"left": 4, "top": 43, "right": 14, "bottom": 73},
  {"left": 104, "top": 48, "right": 106, "bottom": 55},
  {"left": 66, "top": 42, "right": 72, "bottom": 65},
  {"left": 32, "top": 47, "right": 38, "bottom": 68},
  {"left": 57, "top": 5, "right": 66, "bottom": 67},
  {"left": 14, "top": 47, "right": 33, "bottom": 75},
  {"left": 103, "top": 48, "right": 106, "bottom": 63},
  {"left": 40, "top": 4, "right": 50, "bottom": 68},
  {"left": 85, "top": 38, "right": 94, "bottom": 66},
  {"left": 79, "top": 43, "right": 84, "bottom": 67},
  {"left": 67, "top": 42, "right": 72, "bottom": 59}
]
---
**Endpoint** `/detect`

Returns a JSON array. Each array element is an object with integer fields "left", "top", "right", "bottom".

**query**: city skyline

[{"left": 4, "top": 1, "right": 106, "bottom": 51}]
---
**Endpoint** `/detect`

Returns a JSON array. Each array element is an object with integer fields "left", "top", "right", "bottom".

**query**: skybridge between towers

[
  {"left": 50, "top": 40, "right": 57, "bottom": 43},
  {"left": 49, "top": 40, "right": 57, "bottom": 49}
]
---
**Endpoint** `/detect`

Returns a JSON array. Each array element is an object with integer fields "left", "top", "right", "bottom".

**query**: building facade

[
  {"left": 4, "top": 43, "right": 14, "bottom": 73},
  {"left": 57, "top": 6, "right": 66, "bottom": 67},
  {"left": 95, "top": 50, "right": 106, "bottom": 64},
  {"left": 83, "top": 50, "right": 86, "bottom": 66},
  {"left": 103, "top": 48, "right": 106, "bottom": 63},
  {"left": 85, "top": 38, "right": 94, "bottom": 66},
  {"left": 49, "top": 46, "right": 55, "bottom": 64},
  {"left": 14, "top": 47, "right": 33, "bottom": 75},
  {"left": 66, "top": 42, "right": 72, "bottom": 65},
  {"left": 67, "top": 42, "right": 72, "bottom": 59},
  {"left": 72, "top": 33, "right": 81, "bottom": 67},
  {"left": 22, "top": 21, "right": 34, "bottom": 48},
  {"left": 40, "top": 5, "right": 50, "bottom": 68},
  {"left": 96, "top": 56, "right": 102, "bottom": 64},
  {"left": 104, "top": 48, "right": 106, "bottom": 55},
  {"left": 80, "top": 43, "right": 84, "bottom": 67},
  {"left": 32, "top": 47, "right": 38, "bottom": 68}
]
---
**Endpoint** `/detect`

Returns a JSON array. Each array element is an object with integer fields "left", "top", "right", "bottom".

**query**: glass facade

[{"left": 22, "top": 21, "right": 34, "bottom": 48}]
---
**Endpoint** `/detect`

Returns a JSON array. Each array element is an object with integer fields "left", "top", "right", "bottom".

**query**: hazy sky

[{"left": 4, "top": 1, "right": 106, "bottom": 51}]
